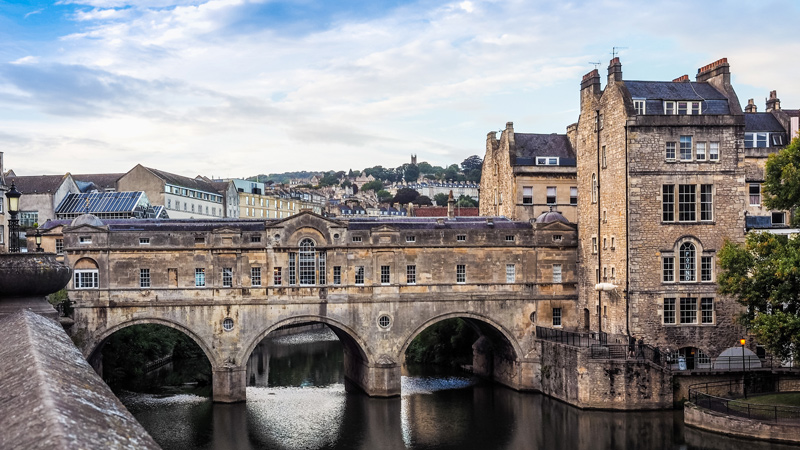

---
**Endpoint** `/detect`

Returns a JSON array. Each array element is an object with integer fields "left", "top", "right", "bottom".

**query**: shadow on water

[{"left": 123, "top": 327, "right": 797, "bottom": 450}]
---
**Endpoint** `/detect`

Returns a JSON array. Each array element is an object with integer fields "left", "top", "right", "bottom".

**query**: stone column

[
  {"left": 343, "top": 350, "right": 401, "bottom": 397},
  {"left": 212, "top": 365, "right": 247, "bottom": 403}
]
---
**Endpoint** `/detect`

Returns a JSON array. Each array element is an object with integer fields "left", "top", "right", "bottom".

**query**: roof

[
  {"left": 513, "top": 133, "right": 575, "bottom": 166},
  {"left": 71, "top": 173, "right": 124, "bottom": 191},
  {"left": 144, "top": 166, "right": 220, "bottom": 193},
  {"left": 744, "top": 113, "right": 786, "bottom": 132},
  {"left": 6, "top": 174, "right": 71, "bottom": 195},
  {"left": 56, "top": 192, "right": 147, "bottom": 215},
  {"left": 412, "top": 207, "right": 480, "bottom": 217},
  {"left": 347, "top": 216, "right": 530, "bottom": 231},
  {"left": 625, "top": 80, "right": 730, "bottom": 115},
  {"left": 536, "top": 210, "right": 570, "bottom": 224}
]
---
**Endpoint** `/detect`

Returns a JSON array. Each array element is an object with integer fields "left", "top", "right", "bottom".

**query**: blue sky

[{"left": 1, "top": 0, "right": 799, "bottom": 177}]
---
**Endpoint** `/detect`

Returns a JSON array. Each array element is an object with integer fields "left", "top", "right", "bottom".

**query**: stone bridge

[{"left": 62, "top": 211, "right": 579, "bottom": 402}]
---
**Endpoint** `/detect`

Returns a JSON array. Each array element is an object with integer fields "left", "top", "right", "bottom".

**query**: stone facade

[
  {"left": 64, "top": 211, "right": 578, "bottom": 402},
  {"left": 576, "top": 57, "right": 749, "bottom": 359},
  {"left": 480, "top": 122, "right": 578, "bottom": 223}
]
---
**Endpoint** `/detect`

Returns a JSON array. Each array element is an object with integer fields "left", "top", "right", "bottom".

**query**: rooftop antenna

[
  {"left": 611, "top": 46, "right": 628, "bottom": 59},
  {"left": 589, "top": 61, "right": 601, "bottom": 70}
]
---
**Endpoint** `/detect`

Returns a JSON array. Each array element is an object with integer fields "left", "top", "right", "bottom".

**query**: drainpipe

[
  {"left": 625, "top": 123, "right": 630, "bottom": 338},
  {"left": 596, "top": 109, "right": 602, "bottom": 334}
]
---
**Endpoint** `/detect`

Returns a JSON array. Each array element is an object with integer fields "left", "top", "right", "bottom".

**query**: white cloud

[
  {"left": 2, "top": 0, "right": 800, "bottom": 176},
  {"left": 24, "top": 8, "right": 44, "bottom": 19}
]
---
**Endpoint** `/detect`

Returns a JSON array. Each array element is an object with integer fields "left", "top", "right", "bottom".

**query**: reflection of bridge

[{"left": 65, "top": 212, "right": 578, "bottom": 402}]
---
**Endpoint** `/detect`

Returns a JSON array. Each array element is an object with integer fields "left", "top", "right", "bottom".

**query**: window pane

[
  {"left": 701, "top": 298, "right": 714, "bottom": 324},
  {"left": 662, "top": 185, "right": 675, "bottom": 222},
  {"left": 680, "top": 136, "right": 692, "bottom": 160},
  {"left": 680, "top": 297, "right": 697, "bottom": 324},
  {"left": 663, "top": 257, "right": 674, "bottom": 282},
  {"left": 552, "top": 264, "right": 562, "bottom": 283},
  {"left": 546, "top": 187, "right": 556, "bottom": 204},
  {"left": 678, "top": 185, "right": 696, "bottom": 221},
  {"left": 664, "top": 298, "right": 676, "bottom": 324},
  {"left": 701, "top": 256, "right": 713, "bottom": 282},
  {"left": 749, "top": 184, "right": 761, "bottom": 205},
  {"left": 552, "top": 308, "right": 562, "bottom": 326},
  {"left": 679, "top": 243, "right": 696, "bottom": 282},
  {"left": 522, "top": 187, "right": 533, "bottom": 205},
  {"left": 709, "top": 142, "right": 719, "bottom": 160},
  {"left": 700, "top": 185, "right": 713, "bottom": 221},
  {"left": 665, "top": 142, "right": 676, "bottom": 160},
  {"left": 406, "top": 265, "right": 416, "bottom": 284},
  {"left": 696, "top": 142, "right": 706, "bottom": 160}
]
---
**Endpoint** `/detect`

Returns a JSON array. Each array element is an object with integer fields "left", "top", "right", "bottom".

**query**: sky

[{"left": 1, "top": 0, "right": 799, "bottom": 178}]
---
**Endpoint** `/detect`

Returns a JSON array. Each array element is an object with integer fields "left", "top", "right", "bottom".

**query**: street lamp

[
  {"left": 6, "top": 182, "right": 21, "bottom": 253},
  {"left": 34, "top": 228, "right": 43, "bottom": 252},
  {"left": 741, "top": 338, "right": 747, "bottom": 399}
]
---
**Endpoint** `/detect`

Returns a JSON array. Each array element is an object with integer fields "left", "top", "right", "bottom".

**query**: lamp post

[
  {"left": 741, "top": 338, "right": 747, "bottom": 399},
  {"left": 34, "top": 228, "right": 43, "bottom": 252},
  {"left": 6, "top": 183, "right": 21, "bottom": 253}
]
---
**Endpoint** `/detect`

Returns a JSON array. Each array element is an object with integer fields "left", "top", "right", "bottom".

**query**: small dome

[
  {"left": 536, "top": 211, "right": 570, "bottom": 224},
  {"left": 71, "top": 213, "right": 104, "bottom": 228}
]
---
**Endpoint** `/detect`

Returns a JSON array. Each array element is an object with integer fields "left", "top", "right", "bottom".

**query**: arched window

[
  {"left": 299, "top": 238, "right": 316, "bottom": 285},
  {"left": 591, "top": 174, "right": 598, "bottom": 203},
  {"left": 74, "top": 258, "right": 99, "bottom": 289},
  {"left": 679, "top": 242, "right": 695, "bottom": 282}
]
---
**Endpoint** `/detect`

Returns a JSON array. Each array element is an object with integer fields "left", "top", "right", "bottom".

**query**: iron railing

[
  {"left": 662, "top": 353, "right": 796, "bottom": 372},
  {"left": 535, "top": 326, "right": 607, "bottom": 347},
  {"left": 590, "top": 344, "right": 667, "bottom": 369},
  {"left": 689, "top": 378, "right": 800, "bottom": 422}
]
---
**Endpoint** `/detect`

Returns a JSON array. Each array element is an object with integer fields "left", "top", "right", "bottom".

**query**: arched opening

[
  {"left": 88, "top": 323, "right": 213, "bottom": 396},
  {"left": 244, "top": 317, "right": 371, "bottom": 394},
  {"left": 401, "top": 314, "right": 521, "bottom": 390}
]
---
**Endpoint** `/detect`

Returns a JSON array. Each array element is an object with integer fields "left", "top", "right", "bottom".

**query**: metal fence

[
  {"left": 535, "top": 326, "right": 607, "bottom": 347},
  {"left": 590, "top": 344, "right": 668, "bottom": 369},
  {"left": 689, "top": 378, "right": 800, "bottom": 422},
  {"left": 662, "top": 353, "right": 796, "bottom": 372}
]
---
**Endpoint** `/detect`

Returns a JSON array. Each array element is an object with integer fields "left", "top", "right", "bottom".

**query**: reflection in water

[{"left": 124, "top": 326, "right": 793, "bottom": 450}]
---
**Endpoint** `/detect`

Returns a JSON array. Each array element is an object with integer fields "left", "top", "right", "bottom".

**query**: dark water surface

[{"left": 122, "top": 328, "right": 796, "bottom": 450}]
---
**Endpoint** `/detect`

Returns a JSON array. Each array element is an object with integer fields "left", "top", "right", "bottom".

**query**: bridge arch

[
  {"left": 241, "top": 315, "right": 374, "bottom": 366},
  {"left": 83, "top": 317, "right": 219, "bottom": 368},
  {"left": 398, "top": 311, "right": 523, "bottom": 362}
]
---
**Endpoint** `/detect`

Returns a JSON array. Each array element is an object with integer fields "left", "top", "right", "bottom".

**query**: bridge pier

[
  {"left": 212, "top": 366, "right": 247, "bottom": 403},
  {"left": 343, "top": 349, "right": 401, "bottom": 397}
]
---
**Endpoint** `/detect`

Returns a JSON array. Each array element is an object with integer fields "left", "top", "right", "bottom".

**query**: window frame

[
  {"left": 195, "top": 268, "right": 206, "bottom": 287},
  {"left": 506, "top": 264, "right": 515, "bottom": 283},
  {"left": 406, "top": 265, "right": 416, "bottom": 285},
  {"left": 679, "top": 242, "right": 696, "bottom": 283},
  {"left": 139, "top": 268, "right": 151, "bottom": 288},
  {"left": 680, "top": 297, "right": 698, "bottom": 324},
  {"left": 679, "top": 136, "right": 693, "bottom": 161},
  {"left": 570, "top": 187, "right": 578, "bottom": 205},
  {"left": 553, "top": 264, "right": 562, "bottom": 283},
  {"left": 251, "top": 267, "right": 262, "bottom": 287},
  {"left": 633, "top": 99, "right": 645, "bottom": 115},
  {"left": 74, "top": 269, "right": 99, "bottom": 289},
  {"left": 546, "top": 186, "right": 557, "bottom": 205},
  {"left": 456, "top": 264, "right": 466, "bottom": 284},
  {"left": 355, "top": 266, "right": 365, "bottom": 285},
  {"left": 522, "top": 186, "right": 533, "bottom": 205},
  {"left": 222, "top": 267, "right": 233, "bottom": 288},
  {"left": 663, "top": 256, "right": 674, "bottom": 283},
  {"left": 380, "top": 265, "right": 390, "bottom": 285},
  {"left": 663, "top": 298, "right": 676, "bottom": 324},
  {"left": 273, "top": 267, "right": 282, "bottom": 286},
  {"left": 552, "top": 307, "right": 562, "bottom": 327}
]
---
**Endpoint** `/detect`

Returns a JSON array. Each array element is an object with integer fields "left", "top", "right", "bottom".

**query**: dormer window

[
  {"left": 664, "top": 101, "right": 701, "bottom": 115},
  {"left": 745, "top": 132, "right": 769, "bottom": 148},
  {"left": 536, "top": 157, "right": 559, "bottom": 166},
  {"left": 633, "top": 99, "right": 646, "bottom": 115}
]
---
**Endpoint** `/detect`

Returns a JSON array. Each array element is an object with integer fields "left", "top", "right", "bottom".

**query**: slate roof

[
  {"left": 6, "top": 174, "right": 70, "bottom": 194},
  {"left": 513, "top": 133, "right": 575, "bottom": 166},
  {"left": 744, "top": 113, "right": 786, "bottom": 132},
  {"left": 71, "top": 173, "right": 124, "bottom": 191},
  {"left": 412, "top": 207, "right": 480, "bottom": 217},
  {"left": 144, "top": 166, "right": 219, "bottom": 193},
  {"left": 347, "top": 216, "right": 530, "bottom": 231},
  {"left": 625, "top": 80, "right": 730, "bottom": 115}
]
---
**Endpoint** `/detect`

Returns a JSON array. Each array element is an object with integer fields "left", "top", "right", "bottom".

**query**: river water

[{"left": 121, "top": 327, "right": 795, "bottom": 450}]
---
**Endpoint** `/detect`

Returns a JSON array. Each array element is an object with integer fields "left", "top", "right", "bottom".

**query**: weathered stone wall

[
  {"left": 685, "top": 402, "right": 800, "bottom": 444},
  {"left": 533, "top": 340, "right": 673, "bottom": 410},
  {"left": 479, "top": 123, "right": 516, "bottom": 218}
]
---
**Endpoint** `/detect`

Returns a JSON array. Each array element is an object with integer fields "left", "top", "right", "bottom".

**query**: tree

[
  {"left": 718, "top": 233, "right": 800, "bottom": 360},
  {"left": 456, "top": 195, "right": 478, "bottom": 207},
  {"left": 418, "top": 161, "right": 434, "bottom": 174},
  {"left": 361, "top": 180, "right": 384, "bottom": 192},
  {"left": 764, "top": 137, "right": 800, "bottom": 225},
  {"left": 318, "top": 172, "right": 339, "bottom": 187},
  {"left": 433, "top": 193, "right": 449, "bottom": 206},
  {"left": 392, "top": 188, "right": 420, "bottom": 205},
  {"left": 461, "top": 155, "right": 483, "bottom": 172},
  {"left": 717, "top": 137, "right": 800, "bottom": 360},
  {"left": 414, "top": 195, "right": 433, "bottom": 206},
  {"left": 376, "top": 190, "right": 393, "bottom": 202},
  {"left": 404, "top": 164, "right": 420, "bottom": 183}
]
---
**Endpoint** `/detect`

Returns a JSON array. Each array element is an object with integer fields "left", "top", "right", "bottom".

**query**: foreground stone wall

[
  {"left": 685, "top": 402, "right": 800, "bottom": 444},
  {"left": 533, "top": 340, "right": 673, "bottom": 410}
]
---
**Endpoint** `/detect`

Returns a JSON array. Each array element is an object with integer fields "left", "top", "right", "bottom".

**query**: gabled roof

[
  {"left": 625, "top": 80, "right": 730, "bottom": 115},
  {"left": 6, "top": 174, "right": 71, "bottom": 194},
  {"left": 143, "top": 166, "right": 219, "bottom": 193},
  {"left": 513, "top": 133, "right": 575, "bottom": 166},
  {"left": 744, "top": 113, "right": 786, "bottom": 132},
  {"left": 71, "top": 173, "right": 124, "bottom": 191}
]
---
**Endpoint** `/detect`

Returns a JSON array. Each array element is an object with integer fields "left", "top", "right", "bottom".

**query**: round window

[
  {"left": 529, "top": 312, "right": 537, "bottom": 323},
  {"left": 333, "top": 233, "right": 340, "bottom": 239},
  {"left": 274, "top": 234, "right": 280, "bottom": 240},
  {"left": 378, "top": 315, "right": 391, "bottom": 329},
  {"left": 222, "top": 317, "right": 234, "bottom": 332}
]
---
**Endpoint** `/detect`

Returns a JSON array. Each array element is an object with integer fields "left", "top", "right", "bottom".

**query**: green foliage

[
  {"left": 418, "top": 161, "right": 434, "bottom": 174},
  {"left": 433, "top": 193, "right": 449, "bottom": 206},
  {"left": 764, "top": 137, "right": 800, "bottom": 216},
  {"left": 361, "top": 180, "right": 384, "bottom": 192},
  {"left": 376, "top": 190, "right": 393, "bottom": 202},
  {"left": 460, "top": 155, "right": 483, "bottom": 172},
  {"left": 405, "top": 319, "right": 478, "bottom": 366},
  {"left": 102, "top": 324, "right": 211, "bottom": 392},
  {"left": 404, "top": 164, "right": 420, "bottom": 182},
  {"left": 318, "top": 171, "right": 340, "bottom": 187},
  {"left": 456, "top": 195, "right": 478, "bottom": 207},
  {"left": 392, "top": 188, "right": 420, "bottom": 205},
  {"left": 718, "top": 233, "right": 800, "bottom": 360},
  {"left": 414, "top": 195, "right": 432, "bottom": 206}
]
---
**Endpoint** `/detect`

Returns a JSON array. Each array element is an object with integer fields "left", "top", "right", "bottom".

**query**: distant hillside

[{"left": 248, "top": 171, "right": 322, "bottom": 184}]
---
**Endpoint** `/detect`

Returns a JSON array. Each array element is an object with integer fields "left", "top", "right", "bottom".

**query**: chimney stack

[
  {"left": 607, "top": 57, "right": 622, "bottom": 84},
  {"left": 744, "top": 99, "right": 757, "bottom": 113},
  {"left": 580, "top": 69, "right": 601, "bottom": 108},
  {"left": 672, "top": 75, "right": 689, "bottom": 83},
  {"left": 447, "top": 190, "right": 455, "bottom": 219},
  {"left": 696, "top": 57, "right": 730, "bottom": 84},
  {"left": 766, "top": 90, "right": 781, "bottom": 112}
]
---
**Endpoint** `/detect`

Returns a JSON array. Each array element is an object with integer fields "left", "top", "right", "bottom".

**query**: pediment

[
  {"left": 266, "top": 210, "right": 345, "bottom": 229},
  {"left": 372, "top": 224, "right": 399, "bottom": 233},
  {"left": 212, "top": 226, "right": 243, "bottom": 235},
  {"left": 63, "top": 224, "right": 107, "bottom": 233},
  {"left": 536, "top": 220, "right": 576, "bottom": 232}
]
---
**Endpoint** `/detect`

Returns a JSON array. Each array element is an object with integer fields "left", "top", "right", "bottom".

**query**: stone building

[
  {"left": 576, "top": 57, "right": 748, "bottom": 363},
  {"left": 480, "top": 122, "right": 578, "bottom": 223},
  {"left": 5, "top": 173, "right": 81, "bottom": 228}
]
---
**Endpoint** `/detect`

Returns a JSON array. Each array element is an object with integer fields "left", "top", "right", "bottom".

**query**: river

[{"left": 120, "top": 327, "right": 795, "bottom": 450}]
